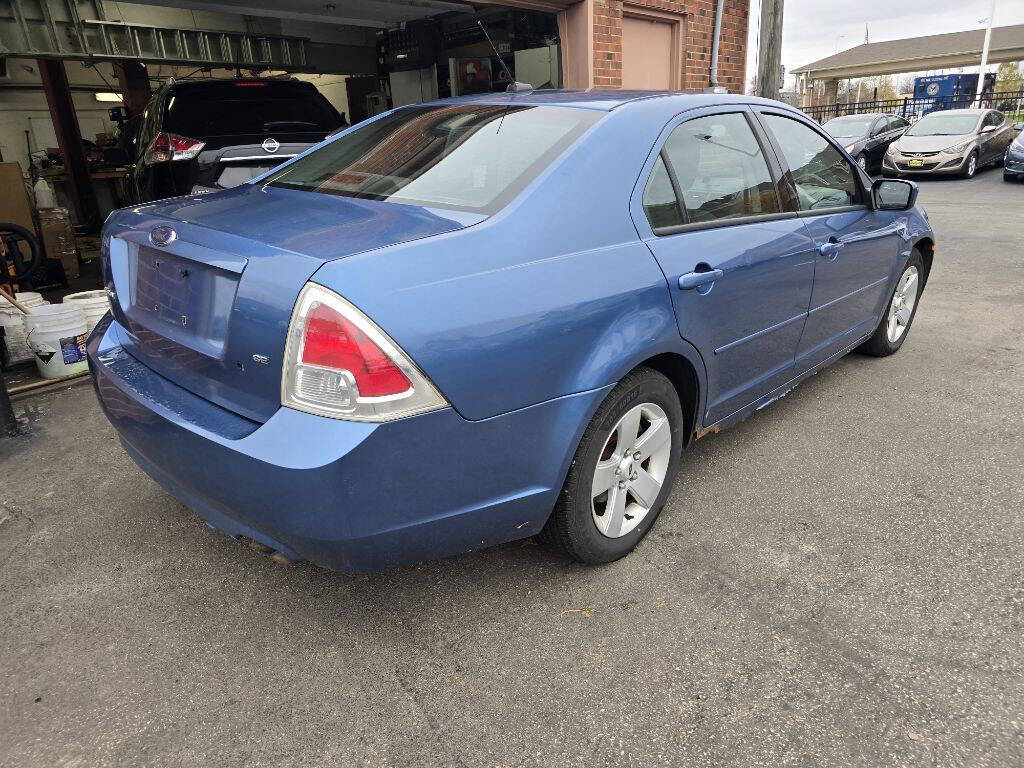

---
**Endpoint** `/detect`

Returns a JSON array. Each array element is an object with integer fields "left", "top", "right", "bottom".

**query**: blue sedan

[{"left": 89, "top": 91, "right": 935, "bottom": 572}]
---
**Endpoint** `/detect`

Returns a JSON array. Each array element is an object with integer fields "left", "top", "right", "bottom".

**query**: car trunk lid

[{"left": 102, "top": 184, "right": 481, "bottom": 422}]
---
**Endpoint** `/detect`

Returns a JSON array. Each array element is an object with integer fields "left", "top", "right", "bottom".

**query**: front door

[
  {"left": 633, "top": 108, "right": 816, "bottom": 424},
  {"left": 756, "top": 110, "right": 901, "bottom": 371}
]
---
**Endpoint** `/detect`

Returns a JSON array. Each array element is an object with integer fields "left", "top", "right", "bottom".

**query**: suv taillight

[
  {"left": 143, "top": 132, "right": 206, "bottom": 165},
  {"left": 281, "top": 283, "right": 447, "bottom": 421}
]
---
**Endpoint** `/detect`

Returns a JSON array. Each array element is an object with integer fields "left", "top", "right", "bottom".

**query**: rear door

[
  {"left": 631, "top": 106, "right": 816, "bottom": 424},
  {"left": 755, "top": 109, "right": 901, "bottom": 372}
]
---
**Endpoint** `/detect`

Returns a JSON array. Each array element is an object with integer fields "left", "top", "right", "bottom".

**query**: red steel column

[{"left": 37, "top": 59, "right": 101, "bottom": 230}]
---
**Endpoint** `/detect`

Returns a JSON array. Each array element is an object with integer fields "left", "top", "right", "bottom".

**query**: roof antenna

[{"left": 477, "top": 20, "right": 532, "bottom": 93}]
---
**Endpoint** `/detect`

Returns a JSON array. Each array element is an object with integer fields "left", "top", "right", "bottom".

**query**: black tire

[
  {"left": 0, "top": 222, "right": 44, "bottom": 283},
  {"left": 858, "top": 249, "right": 925, "bottom": 357},
  {"left": 962, "top": 150, "right": 979, "bottom": 179},
  {"left": 1005, "top": 173, "right": 1016, "bottom": 182},
  {"left": 538, "top": 367, "right": 684, "bottom": 565}
]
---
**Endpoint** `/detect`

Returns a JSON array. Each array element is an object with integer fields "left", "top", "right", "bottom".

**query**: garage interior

[{"left": 0, "top": 0, "right": 747, "bottom": 401}]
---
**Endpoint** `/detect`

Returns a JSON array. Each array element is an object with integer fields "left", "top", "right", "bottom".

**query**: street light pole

[{"left": 975, "top": 0, "right": 996, "bottom": 104}]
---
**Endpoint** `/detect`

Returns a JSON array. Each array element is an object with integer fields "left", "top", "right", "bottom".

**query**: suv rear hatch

[
  {"left": 162, "top": 80, "right": 344, "bottom": 194},
  {"left": 101, "top": 184, "right": 481, "bottom": 423}
]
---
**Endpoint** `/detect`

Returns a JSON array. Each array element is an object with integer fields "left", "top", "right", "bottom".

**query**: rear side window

[
  {"left": 265, "top": 104, "right": 601, "bottom": 214},
  {"left": 661, "top": 112, "right": 780, "bottom": 225},
  {"left": 163, "top": 83, "right": 341, "bottom": 137},
  {"left": 642, "top": 156, "right": 684, "bottom": 229},
  {"left": 760, "top": 114, "right": 861, "bottom": 211}
]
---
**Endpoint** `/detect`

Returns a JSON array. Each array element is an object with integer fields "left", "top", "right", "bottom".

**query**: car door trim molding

[
  {"left": 714, "top": 310, "right": 808, "bottom": 355},
  {"left": 653, "top": 210, "right": 799, "bottom": 237},
  {"left": 806, "top": 275, "right": 889, "bottom": 315}
]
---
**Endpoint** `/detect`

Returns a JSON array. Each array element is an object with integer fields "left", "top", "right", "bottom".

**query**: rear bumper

[{"left": 88, "top": 318, "right": 604, "bottom": 572}]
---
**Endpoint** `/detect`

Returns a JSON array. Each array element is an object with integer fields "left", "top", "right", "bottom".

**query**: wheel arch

[
  {"left": 638, "top": 353, "right": 702, "bottom": 447},
  {"left": 913, "top": 236, "right": 935, "bottom": 288}
]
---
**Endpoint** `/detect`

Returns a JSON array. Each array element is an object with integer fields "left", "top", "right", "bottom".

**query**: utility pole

[
  {"left": 975, "top": 0, "right": 996, "bottom": 104},
  {"left": 756, "top": 0, "right": 785, "bottom": 101}
]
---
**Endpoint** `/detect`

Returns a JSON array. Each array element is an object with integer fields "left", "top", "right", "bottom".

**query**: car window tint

[
  {"left": 164, "top": 83, "right": 341, "bottom": 137},
  {"left": 265, "top": 104, "right": 601, "bottom": 214},
  {"left": 643, "top": 155, "right": 684, "bottom": 230},
  {"left": 662, "top": 113, "right": 779, "bottom": 224},
  {"left": 760, "top": 114, "right": 860, "bottom": 211}
]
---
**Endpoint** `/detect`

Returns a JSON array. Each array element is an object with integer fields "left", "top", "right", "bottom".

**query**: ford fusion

[{"left": 90, "top": 92, "right": 935, "bottom": 572}]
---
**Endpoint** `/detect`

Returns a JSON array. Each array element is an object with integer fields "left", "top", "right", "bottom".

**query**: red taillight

[
  {"left": 143, "top": 132, "right": 206, "bottom": 164},
  {"left": 302, "top": 302, "right": 410, "bottom": 397},
  {"left": 233, "top": 81, "right": 267, "bottom": 87},
  {"left": 282, "top": 284, "right": 447, "bottom": 421}
]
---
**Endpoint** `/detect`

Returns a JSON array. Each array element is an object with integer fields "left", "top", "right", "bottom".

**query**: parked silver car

[{"left": 882, "top": 108, "right": 1015, "bottom": 178}]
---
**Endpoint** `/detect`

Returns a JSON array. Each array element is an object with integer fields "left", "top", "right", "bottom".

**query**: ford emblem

[
  {"left": 150, "top": 225, "right": 176, "bottom": 247},
  {"left": 263, "top": 137, "right": 280, "bottom": 153}
]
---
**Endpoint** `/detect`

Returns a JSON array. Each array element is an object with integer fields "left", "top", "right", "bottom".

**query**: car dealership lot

[{"left": 1, "top": 170, "right": 1022, "bottom": 767}]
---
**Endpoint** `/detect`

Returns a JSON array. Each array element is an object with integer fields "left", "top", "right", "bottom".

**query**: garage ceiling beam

[{"left": 128, "top": 0, "right": 475, "bottom": 28}]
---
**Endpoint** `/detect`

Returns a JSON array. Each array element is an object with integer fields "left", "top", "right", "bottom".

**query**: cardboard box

[
  {"left": 37, "top": 207, "right": 79, "bottom": 280},
  {"left": 0, "top": 162, "right": 35, "bottom": 233}
]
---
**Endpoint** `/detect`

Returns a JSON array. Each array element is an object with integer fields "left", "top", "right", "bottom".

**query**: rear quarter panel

[{"left": 311, "top": 100, "right": 708, "bottom": 421}]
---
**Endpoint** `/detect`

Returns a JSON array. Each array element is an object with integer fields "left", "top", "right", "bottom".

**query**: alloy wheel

[
  {"left": 591, "top": 402, "right": 672, "bottom": 538},
  {"left": 886, "top": 265, "right": 919, "bottom": 343},
  {"left": 967, "top": 153, "right": 977, "bottom": 177},
  {"left": 857, "top": 154, "right": 867, "bottom": 171}
]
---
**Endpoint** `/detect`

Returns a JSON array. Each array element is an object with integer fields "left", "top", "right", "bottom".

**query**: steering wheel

[{"left": 0, "top": 222, "right": 44, "bottom": 284}]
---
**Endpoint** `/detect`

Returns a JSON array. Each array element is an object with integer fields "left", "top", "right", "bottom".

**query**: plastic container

[
  {"left": 23, "top": 303, "right": 89, "bottom": 378},
  {"left": 0, "top": 308, "right": 34, "bottom": 364},
  {"left": 34, "top": 178, "right": 57, "bottom": 209},
  {"left": 15, "top": 292, "right": 47, "bottom": 308},
  {"left": 63, "top": 290, "right": 109, "bottom": 330},
  {"left": 1, "top": 293, "right": 49, "bottom": 364}
]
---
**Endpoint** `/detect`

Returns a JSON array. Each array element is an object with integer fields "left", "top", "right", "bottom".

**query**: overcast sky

[{"left": 745, "top": 0, "right": 1024, "bottom": 90}]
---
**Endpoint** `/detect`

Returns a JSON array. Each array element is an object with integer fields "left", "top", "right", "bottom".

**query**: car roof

[
  {"left": 826, "top": 112, "right": 886, "bottom": 119},
  {"left": 168, "top": 77, "right": 308, "bottom": 90},
  {"left": 925, "top": 108, "right": 986, "bottom": 115},
  {"left": 420, "top": 89, "right": 796, "bottom": 113}
]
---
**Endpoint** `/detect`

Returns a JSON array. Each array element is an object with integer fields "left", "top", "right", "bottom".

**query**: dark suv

[{"left": 124, "top": 78, "right": 344, "bottom": 203}]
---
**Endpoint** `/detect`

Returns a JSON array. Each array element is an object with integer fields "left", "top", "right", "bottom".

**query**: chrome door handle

[
  {"left": 678, "top": 269, "right": 723, "bottom": 290},
  {"left": 819, "top": 240, "right": 844, "bottom": 259}
]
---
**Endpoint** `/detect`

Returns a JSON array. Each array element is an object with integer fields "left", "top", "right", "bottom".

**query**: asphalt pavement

[{"left": 1, "top": 168, "right": 1022, "bottom": 768}]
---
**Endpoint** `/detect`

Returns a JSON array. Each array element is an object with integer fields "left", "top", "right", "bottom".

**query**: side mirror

[
  {"left": 980, "top": 124, "right": 996, "bottom": 134},
  {"left": 873, "top": 178, "right": 918, "bottom": 211},
  {"left": 1013, "top": 122, "right": 1024, "bottom": 132}
]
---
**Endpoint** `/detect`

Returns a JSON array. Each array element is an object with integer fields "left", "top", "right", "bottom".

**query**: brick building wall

[{"left": 590, "top": 0, "right": 748, "bottom": 93}]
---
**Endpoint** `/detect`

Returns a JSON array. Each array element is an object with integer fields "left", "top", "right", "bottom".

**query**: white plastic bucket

[
  {"left": 15, "top": 292, "right": 47, "bottom": 308},
  {"left": 24, "top": 304, "right": 89, "bottom": 378},
  {"left": 0, "top": 308, "right": 34, "bottom": 364},
  {"left": 63, "top": 290, "right": 109, "bottom": 330}
]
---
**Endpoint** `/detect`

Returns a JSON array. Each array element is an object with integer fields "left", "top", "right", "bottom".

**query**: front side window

[
  {"left": 661, "top": 113, "right": 779, "bottom": 225},
  {"left": 760, "top": 114, "right": 860, "bottom": 211},
  {"left": 264, "top": 104, "right": 601, "bottom": 213}
]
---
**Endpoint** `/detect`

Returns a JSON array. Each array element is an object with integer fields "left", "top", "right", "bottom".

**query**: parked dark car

[
  {"left": 124, "top": 78, "right": 344, "bottom": 203},
  {"left": 1003, "top": 125, "right": 1024, "bottom": 182},
  {"left": 882, "top": 108, "right": 1015, "bottom": 178},
  {"left": 822, "top": 113, "right": 909, "bottom": 173}
]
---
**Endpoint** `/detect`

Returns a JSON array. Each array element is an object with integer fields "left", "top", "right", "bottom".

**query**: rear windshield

[
  {"left": 905, "top": 113, "right": 980, "bottom": 136},
  {"left": 164, "top": 83, "right": 341, "bottom": 137},
  {"left": 822, "top": 116, "right": 875, "bottom": 138},
  {"left": 263, "top": 104, "right": 602, "bottom": 213}
]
